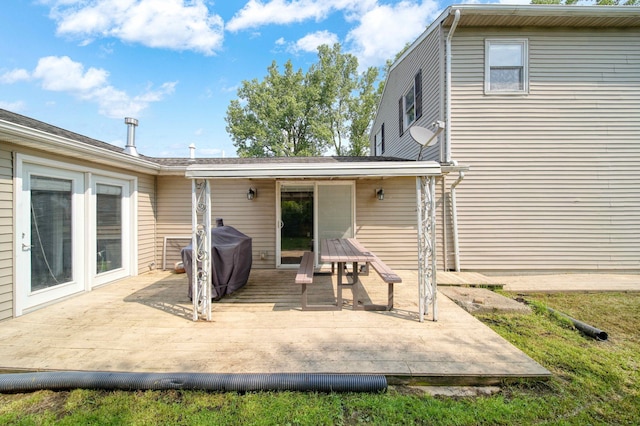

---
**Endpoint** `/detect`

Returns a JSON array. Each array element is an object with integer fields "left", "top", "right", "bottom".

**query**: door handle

[{"left": 22, "top": 243, "right": 34, "bottom": 250}]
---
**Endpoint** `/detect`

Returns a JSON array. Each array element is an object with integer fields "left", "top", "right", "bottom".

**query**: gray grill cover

[{"left": 181, "top": 226, "right": 252, "bottom": 300}]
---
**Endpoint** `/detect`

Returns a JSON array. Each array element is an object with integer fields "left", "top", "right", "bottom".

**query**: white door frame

[
  {"left": 275, "top": 180, "right": 355, "bottom": 268},
  {"left": 14, "top": 154, "right": 137, "bottom": 315},
  {"left": 15, "top": 157, "right": 86, "bottom": 315}
]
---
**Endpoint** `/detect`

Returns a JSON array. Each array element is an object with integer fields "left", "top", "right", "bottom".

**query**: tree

[
  {"left": 225, "top": 43, "right": 383, "bottom": 157},
  {"left": 308, "top": 44, "right": 381, "bottom": 156},
  {"left": 226, "top": 61, "right": 324, "bottom": 157}
]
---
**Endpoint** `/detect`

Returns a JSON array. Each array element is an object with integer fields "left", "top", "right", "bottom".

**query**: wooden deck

[{"left": 0, "top": 269, "right": 549, "bottom": 385}]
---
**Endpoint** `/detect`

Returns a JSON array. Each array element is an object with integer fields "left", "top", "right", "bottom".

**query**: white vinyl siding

[
  {"left": 355, "top": 177, "right": 420, "bottom": 270},
  {"left": 372, "top": 28, "right": 443, "bottom": 161},
  {"left": 136, "top": 174, "right": 156, "bottom": 274},
  {"left": 451, "top": 28, "right": 640, "bottom": 271},
  {"left": 0, "top": 146, "right": 13, "bottom": 320},
  {"left": 155, "top": 177, "right": 276, "bottom": 269}
]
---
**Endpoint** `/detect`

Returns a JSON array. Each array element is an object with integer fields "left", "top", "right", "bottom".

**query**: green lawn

[{"left": 1, "top": 292, "right": 638, "bottom": 425}]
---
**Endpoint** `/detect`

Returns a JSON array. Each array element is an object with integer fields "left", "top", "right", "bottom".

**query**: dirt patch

[{"left": 440, "top": 287, "right": 531, "bottom": 314}]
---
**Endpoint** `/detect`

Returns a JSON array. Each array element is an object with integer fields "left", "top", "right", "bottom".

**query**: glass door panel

[
  {"left": 16, "top": 161, "right": 85, "bottom": 315},
  {"left": 29, "top": 175, "right": 73, "bottom": 291},
  {"left": 317, "top": 183, "right": 353, "bottom": 241},
  {"left": 279, "top": 184, "right": 314, "bottom": 265},
  {"left": 96, "top": 183, "right": 123, "bottom": 274}
]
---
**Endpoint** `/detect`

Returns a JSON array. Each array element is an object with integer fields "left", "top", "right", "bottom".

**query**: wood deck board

[{"left": 0, "top": 270, "right": 549, "bottom": 383}]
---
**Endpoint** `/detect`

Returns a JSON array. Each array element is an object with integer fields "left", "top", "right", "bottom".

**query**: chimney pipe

[
  {"left": 124, "top": 117, "right": 139, "bottom": 157},
  {"left": 189, "top": 143, "right": 196, "bottom": 161}
]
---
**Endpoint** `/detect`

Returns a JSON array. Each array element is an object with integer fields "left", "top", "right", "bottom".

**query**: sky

[{"left": 0, "top": 0, "right": 528, "bottom": 158}]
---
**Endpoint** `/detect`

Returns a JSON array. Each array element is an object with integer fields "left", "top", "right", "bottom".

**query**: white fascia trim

[
  {"left": 0, "top": 120, "right": 160, "bottom": 173},
  {"left": 389, "top": 4, "right": 640, "bottom": 74},
  {"left": 449, "top": 4, "right": 640, "bottom": 18},
  {"left": 185, "top": 161, "right": 442, "bottom": 179}
]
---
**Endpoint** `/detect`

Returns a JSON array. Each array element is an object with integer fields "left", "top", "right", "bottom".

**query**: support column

[
  {"left": 191, "top": 179, "right": 212, "bottom": 321},
  {"left": 416, "top": 176, "right": 437, "bottom": 322}
]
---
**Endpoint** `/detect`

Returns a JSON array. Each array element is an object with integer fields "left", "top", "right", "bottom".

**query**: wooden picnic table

[{"left": 320, "top": 238, "right": 377, "bottom": 310}]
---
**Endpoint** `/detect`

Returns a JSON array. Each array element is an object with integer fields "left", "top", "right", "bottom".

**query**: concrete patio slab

[{"left": 0, "top": 270, "right": 550, "bottom": 385}]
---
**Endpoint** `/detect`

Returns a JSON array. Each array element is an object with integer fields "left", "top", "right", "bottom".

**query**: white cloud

[
  {"left": 6, "top": 55, "right": 176, "bottom": 118},
  {"left": 45, "top": 0, "right": 224, "bottom": 55},
  {"left": 0, "top": 100, "right": 27, "bottom": 111},
  {"left": 292, "top": 30, "right": 339, "bottom": 53},
  {"left": 0, "top": 68, "right": 31, "bottom": 84},
  {"left": 346, "top": 0, "right": 440, "bottom": 69},
  {"left": 226, "top": 0, "right": 371, "bottom": 32},
  {"left": 33, "top": 56, "right": 109, "bottom": 92}
]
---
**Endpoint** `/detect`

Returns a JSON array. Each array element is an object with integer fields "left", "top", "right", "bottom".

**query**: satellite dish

[
  {"left": 409, "top": 126, "right": 437, "bottom": 147},
  {"left": 410, "top": 122, "right": 445, "bottom": 160}
]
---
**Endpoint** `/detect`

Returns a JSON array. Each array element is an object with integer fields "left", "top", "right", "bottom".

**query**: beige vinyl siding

[
  {"left": 136, "top": 174, "right": 156, "bottom": 274},
  {"left": 156, "top": 177, "right": 276, "bottom": 269},
  {"left": 0, "top": 146, "right": 13, "bottom": 320},
  {"left": 355, "top": 177, "right": 419, "bottom": 269},
  {"left": 450, "top": 28, "right": 640, "bottom": 271},
  {"left": 372, "top": 27, "right": 444, "bottom": 161}
]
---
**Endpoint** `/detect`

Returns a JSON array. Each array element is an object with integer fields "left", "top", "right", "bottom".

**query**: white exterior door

[
  {"left": 15, "top": 155, "right": 136, "bottom": 315},
  {"left": 16, "top": 162, "right": 85, "bottom": 315}
]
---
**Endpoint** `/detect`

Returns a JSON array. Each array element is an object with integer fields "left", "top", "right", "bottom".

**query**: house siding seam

[
  {"left": 0, "top": 146, "right": 13, "bottom": 320},
  {"left": 450, "top": 28, "right": 640, "bottom": 271}
]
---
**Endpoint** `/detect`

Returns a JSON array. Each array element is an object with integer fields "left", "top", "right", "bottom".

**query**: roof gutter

[
  {"left": 0, "top": 119, "right": 160, "bottom": 173},
  {"left": 444, "top": 8, "right": 460, "bottom": 165}
]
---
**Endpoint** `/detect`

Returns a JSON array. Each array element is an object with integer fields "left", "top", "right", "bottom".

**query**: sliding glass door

[{"left": 277, "top": 181, "right": 354, "bottom": 268}]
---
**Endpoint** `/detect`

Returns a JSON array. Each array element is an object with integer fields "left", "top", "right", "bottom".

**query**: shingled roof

[{"left": 0, "top": 108, "right": 413, "bottom": 167}]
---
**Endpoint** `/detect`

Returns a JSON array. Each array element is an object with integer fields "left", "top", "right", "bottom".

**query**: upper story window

[
  {"left": 398, "top": 70, "right": 422, "bottom": 136},
  {"left": 485, "top": 39, "right": 528, "bottom": 94},
  {"left": 374, "top": 124, "right": 385, "bottom": 156}
]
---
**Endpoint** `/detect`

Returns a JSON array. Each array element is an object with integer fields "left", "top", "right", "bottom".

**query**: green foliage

[
  {"left": 225, "top": 43, "right": 382, "bottom": 157},
  {"left": 1, "top": 293, "right": 638, "bottom": 425}
]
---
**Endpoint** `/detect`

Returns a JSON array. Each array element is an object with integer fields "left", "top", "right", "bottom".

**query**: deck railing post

[
  {"left": 192, "top": 179, "right": 212, "bottom": 321},
  {"left": 416, "top": 176, "right": 437, "bottom": 322}
]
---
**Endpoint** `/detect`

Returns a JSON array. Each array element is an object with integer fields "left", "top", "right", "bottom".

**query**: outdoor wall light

[
  {"left": 247, "top": 187, "right": 257, "bottom": 200},
  {"left": 376, "top": 188, "right": 384, "bottom": 201}
]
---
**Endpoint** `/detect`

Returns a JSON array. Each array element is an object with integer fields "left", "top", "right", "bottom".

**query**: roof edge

[{"left": 0, "top": 119, "right": 161, "bottom": 173}]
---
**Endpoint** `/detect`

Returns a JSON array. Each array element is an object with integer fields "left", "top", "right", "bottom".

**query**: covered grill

[{"left": 181, "top": 224, "right": 252, "bottom": 300}]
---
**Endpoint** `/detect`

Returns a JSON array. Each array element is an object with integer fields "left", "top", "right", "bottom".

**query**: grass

[{"left": 1, "top": 292, "right": 638, "bottom": 425}]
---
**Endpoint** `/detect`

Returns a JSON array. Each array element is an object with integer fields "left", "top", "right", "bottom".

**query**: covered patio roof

[{"left": 184, "top": 157, "right": 442, "bottom": 179}]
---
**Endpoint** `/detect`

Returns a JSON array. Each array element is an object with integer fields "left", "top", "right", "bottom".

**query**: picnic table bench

[{"left": 294, "top": 238, "right": 401, "bottom": 311}]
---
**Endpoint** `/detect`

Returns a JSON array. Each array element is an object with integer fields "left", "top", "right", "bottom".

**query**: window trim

[
  {"left": 399, "top": 70, "right": 422, "bottom": 136},
  {"left": 484, "top": 39, "right": 529, "bottom": 95}
]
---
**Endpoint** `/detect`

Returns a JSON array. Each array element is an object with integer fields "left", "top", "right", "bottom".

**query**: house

[
  {"left": 371, "top": 4, "right": 640, "bottom": 272},
  {"left": 0, "top": 109, "right": 442, "bottom": 320}
]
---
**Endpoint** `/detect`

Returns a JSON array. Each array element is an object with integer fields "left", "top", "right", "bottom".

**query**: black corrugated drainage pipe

[
  {"left": 0, "top": 372, "right": 387, "bottom": 394},
  {"left": 547, "top": 307, "right": 608, "bottom": 341}
]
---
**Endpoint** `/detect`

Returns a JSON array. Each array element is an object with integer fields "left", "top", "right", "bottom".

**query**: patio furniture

[
  {"left": 181, "top": 225, "right": 252, "bottom": 300},
  {"left": 320, "top": 238, "right": 400, "bottom": 311},
  {"left": 295, "top": 251, "right": 340, "bottom": 311}
]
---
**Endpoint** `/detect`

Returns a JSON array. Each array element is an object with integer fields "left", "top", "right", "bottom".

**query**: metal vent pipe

[{"left": 124, "top": 117, "right": 139, "bottom": 157}]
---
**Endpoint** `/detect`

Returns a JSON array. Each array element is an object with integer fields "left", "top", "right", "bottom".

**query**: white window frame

[
  {"left": 485, "top": 39, "right": 529, "bottom": 95},
  {"left": 403, "top": 84, "right": 416, "bottom": 128}
]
